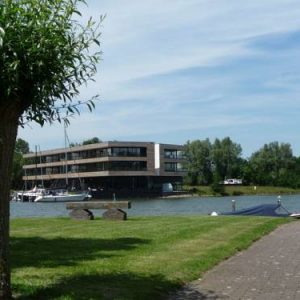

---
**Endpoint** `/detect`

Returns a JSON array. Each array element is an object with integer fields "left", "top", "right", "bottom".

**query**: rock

[
  {"left": 69, "top": 209, "right": 94, "bottom": 220},
  {"left": 102, "top": 208, "right": 127, "bottom": 220}
]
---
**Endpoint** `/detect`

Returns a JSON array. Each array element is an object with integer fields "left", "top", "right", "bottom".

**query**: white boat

[
  {"left": 22, "top": 128, "right": 91, "bottom": 203},
  {"left": 12, "top": 186, "right": 46, "bottom": 202},
  {"left": 223, "top": 178, "right": 243, "bottom": 185},
  {"left": 34, "top": 191, "right": 91, "bottom": 202}
]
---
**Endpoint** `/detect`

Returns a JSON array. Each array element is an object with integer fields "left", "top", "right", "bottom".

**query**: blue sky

[{"left": 18, "top": 0, "right": 300, "bottom": 157}]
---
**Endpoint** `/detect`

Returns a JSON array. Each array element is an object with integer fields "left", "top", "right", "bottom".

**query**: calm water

[{"left": 10, "top": 194, "right": 300, "bottom": 218}]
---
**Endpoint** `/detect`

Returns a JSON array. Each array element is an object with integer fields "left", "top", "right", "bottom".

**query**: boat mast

[
  {"left": 24, "top": 168, "right": 27, "bottom": 191},
  {"left": 64, "top": 121, "right": 69, "bottom": 188},
  {"left": 38, "top": 145, "right": 44, "bottom": 188},
  {"left": 35, "top": 145, "right": 38, "bottom": 187}
]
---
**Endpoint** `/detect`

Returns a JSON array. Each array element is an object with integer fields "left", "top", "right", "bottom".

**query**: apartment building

[{"left": 22, "top": 141, "right": 185, "bottom": 197}]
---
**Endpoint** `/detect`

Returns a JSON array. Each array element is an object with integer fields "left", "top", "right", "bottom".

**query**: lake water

[{"left": 10, "top": 194, "right": 300, "bottom": 218}]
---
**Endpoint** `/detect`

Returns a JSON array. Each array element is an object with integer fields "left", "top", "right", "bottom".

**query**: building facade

[{"left": 22, "top": 141, "right": 185, "bottom": 197}]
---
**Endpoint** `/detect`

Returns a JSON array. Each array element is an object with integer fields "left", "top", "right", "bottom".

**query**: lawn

[{"left": 11, "top": 216, "right": 289, "bottom": 299}]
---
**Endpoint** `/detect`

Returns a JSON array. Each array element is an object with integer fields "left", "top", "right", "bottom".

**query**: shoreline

[
  {"left": 160, "top": 191, "right": 300, "bottom": 199},
  {"left": 182, "top": 185, "right": 300, "bottom": 198}
]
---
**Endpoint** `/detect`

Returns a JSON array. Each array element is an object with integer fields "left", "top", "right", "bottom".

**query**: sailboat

[
  {"left": 34, "top": 189, "right": 90, "bottom": 202},
  {"left": 33, "top": 123, "right": 91, "bottom": 202},
  {"left": 12, "top": 186, "right": 46, "bottom": 202}
]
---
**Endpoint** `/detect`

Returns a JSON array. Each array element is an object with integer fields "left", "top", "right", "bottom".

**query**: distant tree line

[
  {"left": 184, "top": 137, "right": 300, "bottom": 188},
  {"left": 12, "top": 136, "right": 300, "bottom": 190},
  {"left": 11, "top": 138, "right": 30, "bottom": 189},
  {"left": 69, "top": 137, "right": 102, "bottom": 147}
]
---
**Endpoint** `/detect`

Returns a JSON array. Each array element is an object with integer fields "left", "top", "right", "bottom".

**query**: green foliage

[
  {"left": 184, "top": 137, "right": 243, "bottom": 185},
  {"left": 183, "top": 139, "right": 213, "bottom": 185},
  {"left": 0, "top": 2, "right": 102, "bottom": 296},
  {"left": 0, "top": 0, "right": 102, "bottom": 125},
  {"left": 248, "top": 142, "right": 298, "bottom": 187},
  {"left": 15, "top": 138, "right": 29, "bottom": 154},
  {"left": 210, "top": 173, "right": 226, "bottom": 195},
  {"left": 69, "top": 142, "right": 81, "bottom": 147},
  {"left": 11, "top": 138, "right": 30, "bottom": 189},
  {"left": 69, "top": 137, "right": 101, "bottom": 147},
  {"left": 184, "top": 138, "right": 300, "bottom": 189},
  {"left": 82, "top": 137, "right": 101, "bottom": 145},
  {"left": 11, "top": 153, "right": 23, "bottom": 189},
  {"left": 211, "top": 137, "right": 243, "bottom": 180},
  {"left": 10, "top": 216, "right": 288, "bottom": 299},
  {"left": 184, "top": 185, "right": 300, "bottom": 197}
]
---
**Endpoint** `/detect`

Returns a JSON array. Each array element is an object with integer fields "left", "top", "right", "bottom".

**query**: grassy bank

[
  {"left": 185, "top": 185, "right": 300, "bottom": 197},
  {"left": 11, "top": 216, "right": 289, "bottom": 299}
]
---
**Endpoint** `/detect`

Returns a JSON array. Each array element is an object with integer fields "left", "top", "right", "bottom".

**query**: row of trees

[
  {"left": 184, "top": 137, "right": 300, "bottom": 188},
  {"left": 12, "top": 138, "right": 30, "bottom": 189},
  {"left": 69, "top": 137, "right": 102, "bottom": 147},
  {"left": 13, "top": 136, "right": 300, "bottom": 190}
]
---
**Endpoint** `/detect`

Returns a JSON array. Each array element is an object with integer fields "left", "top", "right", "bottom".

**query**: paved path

[{"left": 168, "top": 221, "right": 300, "bottom": 300}]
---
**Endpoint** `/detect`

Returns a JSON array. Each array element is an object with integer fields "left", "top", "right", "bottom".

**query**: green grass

[
  {"left": 185, "top": 185, "right": 300, "bottom": 196},
  {"left": 11, "top": 216, "right": 290, "bottom": 299}
]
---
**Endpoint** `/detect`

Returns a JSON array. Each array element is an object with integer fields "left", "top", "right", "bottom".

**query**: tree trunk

[{"left": 0, "top": 104, "right": 20, "bottom": 299}]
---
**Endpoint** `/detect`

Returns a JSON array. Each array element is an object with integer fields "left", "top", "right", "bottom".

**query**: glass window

[
  {"left": 71, "top": 165, "right": 79, "bottom": 173},
  {"left": 110, "top": 147, "right": 147, "bottom": 157},
  {"left": 177, "top": 151, "right": 184, "bottom": 159},
  {"left": 165, "top": 162, "right": 176, "bottom": 172},
  {"left": 108, "top": 161, "right": 147, "bottom": 171},
  {"left": 164, "top": 149, "right": 177, "bottom": 159},
  {"left": 71, "top": 152, "right": 80, "bottom": 160},
  {"left": 164, "top": 162, "right": 184, "bottom": 172}
]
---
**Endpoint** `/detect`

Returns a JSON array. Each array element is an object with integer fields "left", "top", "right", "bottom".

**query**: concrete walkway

[{"left": 168, "top": 220, "right": 300, "bottom": 300}]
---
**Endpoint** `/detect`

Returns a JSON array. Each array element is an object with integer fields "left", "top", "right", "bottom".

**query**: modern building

[{"left": 22, "top": 141, "right": 186, "bottom": 197}]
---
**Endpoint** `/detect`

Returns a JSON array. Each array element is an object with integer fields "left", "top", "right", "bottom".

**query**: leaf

[{"left": 93, "top": 38, "right": 100, "bottom": 46}]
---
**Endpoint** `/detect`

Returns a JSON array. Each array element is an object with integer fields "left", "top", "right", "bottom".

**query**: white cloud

[
  {"left": 19, "top": 0, "right": 300, "bottom": 155},
  {"left": 74, "top": 1, "right": 298, "bottom": 87}
]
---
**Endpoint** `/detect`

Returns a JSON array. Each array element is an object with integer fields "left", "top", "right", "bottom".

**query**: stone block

[
  {"left": 69, "top": 208, "right": 94, "bottom": 220},
  {"left": 102, "top": 208, "right": 127, "bottom": 220}
]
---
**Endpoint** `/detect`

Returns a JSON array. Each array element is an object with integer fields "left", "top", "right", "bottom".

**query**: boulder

[
  {"left": 69, "top": 208, "right": 94, "bottom": 220},
  {"left": 102, "top": 208, "right": 127, "bottom": 221}
]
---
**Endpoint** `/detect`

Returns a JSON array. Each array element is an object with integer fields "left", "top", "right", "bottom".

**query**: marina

[{"left": 10, "top": 194, "right": 300, "bottom": 218}]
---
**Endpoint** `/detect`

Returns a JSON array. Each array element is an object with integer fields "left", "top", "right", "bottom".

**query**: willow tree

[{"left": 0, "top": 0, "right": 102, "bottom": 297}]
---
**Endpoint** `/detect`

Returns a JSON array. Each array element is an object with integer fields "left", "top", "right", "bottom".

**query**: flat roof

[{"left": 23, "top": 141, "right": 183, "bottom": 158}]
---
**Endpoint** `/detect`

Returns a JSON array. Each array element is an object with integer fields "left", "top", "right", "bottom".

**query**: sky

[{"left": 18, "top": 0, "right": 300, "bottom": 158}]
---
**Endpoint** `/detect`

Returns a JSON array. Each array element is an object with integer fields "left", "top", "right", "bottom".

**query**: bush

[
  {"left": 232, "top": 190, "right": 244, "bottom": 196},
  {"left": 210, "top": 182, "right": 225, "bottom": 195}
]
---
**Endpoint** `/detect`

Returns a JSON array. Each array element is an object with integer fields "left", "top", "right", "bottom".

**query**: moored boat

[
  {"left": 221, "top": 203, "right": 290, "bottom": 217},
  {"left": 34, "top": 191, "right": 91, "bottom": 202},
  {"left": 12, "top": 186, "right": 46, "bottom": 202}
]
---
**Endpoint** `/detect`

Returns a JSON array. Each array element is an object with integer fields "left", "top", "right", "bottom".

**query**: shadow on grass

[
  {"left": 11, "top": 237, "right": 217, "bottom": 299},
  {"left": 13, "top": 272, "right": 227, "bottom": 300},
  {"left": 13, "top": 272, "right": 181, "bottom": 300},
  {"left": 11, "top": 236, "right": 149, "bottom": 268}
]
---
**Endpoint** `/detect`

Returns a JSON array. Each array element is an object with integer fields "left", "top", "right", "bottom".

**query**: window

[
  {"left": 110, "top": 147, "right": 147, "bottom": 157},
  {"left": 165, "top": 162, "right": 184, "bottom": 172},
  {"left": 108, "top": 161, "right": 147, "bottom": 171},
  {"left": 164, "top": 149, "right": 177, "bottom": 159},
  {"left": 71, "top": 165, "right": 79, "bottom": 173},
  {"left": 71, "top": 152, "right": 80, "bottom": 160},
  {"left": 177, "top": 151, "right": 184, "bottom": 159}
]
